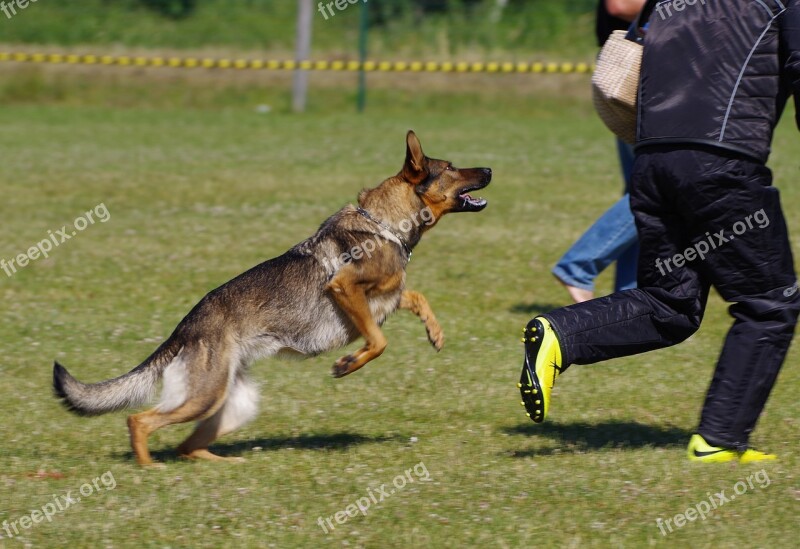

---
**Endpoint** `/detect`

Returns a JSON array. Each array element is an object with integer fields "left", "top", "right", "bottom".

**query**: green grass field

[
  {"left": 0, "top": 65, "right": 798, "bottom": 548},
  {"left": 0, "top": 0, "right": 598, "bottom": 58}
]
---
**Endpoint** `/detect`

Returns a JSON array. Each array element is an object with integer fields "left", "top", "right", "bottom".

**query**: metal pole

[
  {"left": 357, "top": 0, "right": 368, "bottom": 112},
  {"left": 293, "top": 0, "right": 313, "bottom": 113}
]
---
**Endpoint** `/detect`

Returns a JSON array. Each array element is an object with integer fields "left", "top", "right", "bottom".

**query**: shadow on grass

[
  {"left": 503, "top": 420, "right": 692, "bottom": 458},
  {"left": 509, "top": 302, "right": 565, "bottom": 316},
  {"left": 120, "top": 432, "right": 401, "bottom": 463}
]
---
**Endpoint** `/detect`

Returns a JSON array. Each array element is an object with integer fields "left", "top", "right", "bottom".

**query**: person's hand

[{"left": 605, "top": 0, "right": 647, "bottom": 22}]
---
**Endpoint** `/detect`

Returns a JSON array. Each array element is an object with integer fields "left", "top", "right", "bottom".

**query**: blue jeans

[{"left": 552, "top": 140, "right": 639, "bottom": 292}]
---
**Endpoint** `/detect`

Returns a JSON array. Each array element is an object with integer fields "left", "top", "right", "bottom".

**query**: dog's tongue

[{"left": 459, "top": 192, "right": 486, "bottom": 207}]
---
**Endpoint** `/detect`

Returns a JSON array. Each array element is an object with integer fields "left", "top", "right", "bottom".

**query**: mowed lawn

[{"left": 0, "top": 79, "right": 798, "bottom": 548}]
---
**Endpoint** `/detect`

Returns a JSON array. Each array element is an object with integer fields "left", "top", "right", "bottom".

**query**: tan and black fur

[{"left": 53, "top": 131, "right": 491, "bottom": 465}]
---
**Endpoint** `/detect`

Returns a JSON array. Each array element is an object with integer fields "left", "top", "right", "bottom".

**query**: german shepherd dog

[{"left": 53, "top": 131, "right": 491, "bottom": 465}]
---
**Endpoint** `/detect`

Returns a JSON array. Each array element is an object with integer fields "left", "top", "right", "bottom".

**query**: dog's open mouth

[
  {"left": 458, "top": 191, "right": 487, "bottom": 211},
  {"left": 456, "top": 182, "right": 490, "bottom": 212}
]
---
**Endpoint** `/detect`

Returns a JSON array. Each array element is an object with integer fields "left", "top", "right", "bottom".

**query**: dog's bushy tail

[{"left": 53, "top": 343, "right": 178, "bottom": 416}]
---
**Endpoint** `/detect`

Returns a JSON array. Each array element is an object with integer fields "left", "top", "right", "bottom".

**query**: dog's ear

[{"left": 402, "top": 130, "right": 428, "bottom": 185}]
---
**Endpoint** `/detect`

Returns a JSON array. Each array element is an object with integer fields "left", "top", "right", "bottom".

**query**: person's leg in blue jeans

[
  {"left": 552, "top": 139, "right": 639, "bottom": 302},
  {"left": 613, "top": 140, "right": 639, "bottom": 291}
]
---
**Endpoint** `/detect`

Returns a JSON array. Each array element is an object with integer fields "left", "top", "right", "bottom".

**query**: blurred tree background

[{"left": 2, "top": 0, "right": 598, "bottom": 58}]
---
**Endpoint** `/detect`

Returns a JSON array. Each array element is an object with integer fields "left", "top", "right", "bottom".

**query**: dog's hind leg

[
  {"left": 127, "top": 342, "right": 231, "bottom": 466},
  {"left": 400, "top": 290, "right": 444, "bottom": 351},
  {"left": 128, "top": 399, "right": 217, "bottom": 466},
  {"left": 176, "top": 373, "right": 260, "bottom": 463}
]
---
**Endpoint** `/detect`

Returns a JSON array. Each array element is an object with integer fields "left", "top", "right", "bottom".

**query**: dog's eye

[{"left": 445, "top": 165, "right": 455, "bottom": 171}]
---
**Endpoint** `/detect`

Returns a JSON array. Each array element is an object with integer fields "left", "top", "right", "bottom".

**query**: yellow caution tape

[{"left": 0, "top": 52, "right": 594, "bottom": 74}]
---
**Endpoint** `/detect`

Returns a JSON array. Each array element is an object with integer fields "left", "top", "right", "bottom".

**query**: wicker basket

[{"left": 591, "top": 30, "right": 642, "bottom": 144}]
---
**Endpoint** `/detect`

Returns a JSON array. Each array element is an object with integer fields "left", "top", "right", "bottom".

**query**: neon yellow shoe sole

[{"left": 518, "top": 317, "right": 563, "bottom": 423}]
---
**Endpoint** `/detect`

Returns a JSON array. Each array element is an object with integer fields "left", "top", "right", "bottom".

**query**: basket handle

[{"left": 625, "top": 0, "right": 660, "bottom": 44}]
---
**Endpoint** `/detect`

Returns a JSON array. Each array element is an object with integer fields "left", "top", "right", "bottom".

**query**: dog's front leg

[
  {"left": 326, "top": 273, "right": 387, "bottom": 378},
  {"left": 399, "top": 290, "right": 444, "bottom": 351}
]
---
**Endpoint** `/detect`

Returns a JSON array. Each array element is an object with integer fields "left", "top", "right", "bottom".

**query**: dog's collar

[{"left": 356, "top": 207, "right": 412, "bottom": 262}]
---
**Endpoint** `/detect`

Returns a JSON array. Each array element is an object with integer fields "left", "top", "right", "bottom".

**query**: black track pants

[{"left": 544, "top": 148, "right": 800, "bottom": 449}]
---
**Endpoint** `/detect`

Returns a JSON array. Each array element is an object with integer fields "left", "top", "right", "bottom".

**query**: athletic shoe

[
  {"left": 518, "top": 317, "right": 563, "bottom": 423},
  {"left": 687, "top": 434, "right": 739, "bottom": 463},
  {"left": 687, "top": 434, "right": 777, "bottom": 463}
]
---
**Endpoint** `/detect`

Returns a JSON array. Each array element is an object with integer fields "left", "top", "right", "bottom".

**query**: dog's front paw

[
  {"left": 427, "top": 325, "right": 444, "bottom": 352},
  {"left": 332, "top": 355, "right": 357, "bottom": 378}
]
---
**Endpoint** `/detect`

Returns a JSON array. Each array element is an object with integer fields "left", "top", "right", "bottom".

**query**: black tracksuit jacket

[{"left": 636, "top": 0, "right": 800, "bottom": 163}]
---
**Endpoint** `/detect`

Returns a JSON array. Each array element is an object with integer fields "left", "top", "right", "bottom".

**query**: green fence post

[{"left": 357, "top": 0, "right": 368, "bottom": 112}]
